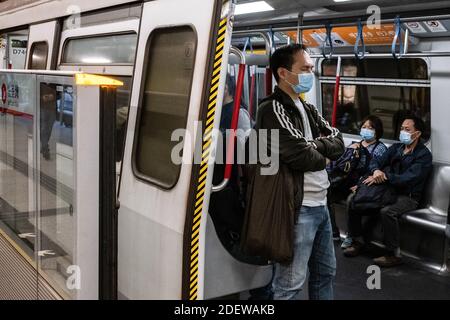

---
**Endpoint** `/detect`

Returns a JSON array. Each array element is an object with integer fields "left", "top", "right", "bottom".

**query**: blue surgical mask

[
  {"left": 399, "top": 130, "right": 414, "bottom": 145},
  {"left": 286, "top": 71, "right": 314, "bottom": 94},
  {"left": 360, "top": 128, "right": 375, "bottom": 142}
]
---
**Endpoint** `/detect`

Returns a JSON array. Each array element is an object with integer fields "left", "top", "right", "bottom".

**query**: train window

[
  {"left": 133, "top": 26, "right": 196, "bottom": 189},
  {"left": 29, "top": 41, "right": 48, "bottom": 70},
  {"left": 62, "top": 33, "right": 137, "bottom": 65},
  {"left": 0, "top": 30, "right": 29, "bottom": 69},
  {"left": 111, "top": 76, "right": 132, "bottom": 162},
  {"left": 321, "top": 58, "right": 429, "bottom": 80},
  {"left": 320, "top": 58, "right": 431, "bottom": 141}
]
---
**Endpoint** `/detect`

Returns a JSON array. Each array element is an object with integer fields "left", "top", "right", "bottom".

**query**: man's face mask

[
  {"left": 399, "top": 130, "right": 416, "bottom": 145},
  {"left": 285, "top": 70, "right": 314, "bottom": 94}
]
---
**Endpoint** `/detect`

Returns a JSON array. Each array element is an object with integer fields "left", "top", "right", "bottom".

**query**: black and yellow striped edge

[{"left": 187, "top": 16, "right": 228, "bottom": 301}]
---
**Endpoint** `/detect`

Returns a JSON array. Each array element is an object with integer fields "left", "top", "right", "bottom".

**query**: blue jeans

[{"left": 272, "top": 205, "right": 336, "bottom": 300}]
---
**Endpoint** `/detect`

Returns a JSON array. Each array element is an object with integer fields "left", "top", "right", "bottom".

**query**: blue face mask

[
  {"left": 360, "top": 128, "right": 375, "bottom": 142},
  {"left": 286, "top": 71, "right": 314, "bottom": 94},
  {"left": 399, "top": 130, "right": 414, "bottom": 145}
]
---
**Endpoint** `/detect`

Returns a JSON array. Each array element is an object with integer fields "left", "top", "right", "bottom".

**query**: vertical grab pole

[
  {"left": 224, "top": 63, "right": 246, "bottom": 181},
  {"left": 331, "top": 56, "right": 342, "bottom": 127},
  {"left": 249, "top": 65, "right": 256, "bottom": 120},
  {"left": 266, "top": 27, "right": 275, "bottom": 96}
]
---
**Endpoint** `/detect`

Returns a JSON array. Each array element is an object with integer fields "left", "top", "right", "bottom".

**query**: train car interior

[
  {"left": 207, "top": 0, "right": 450, "bottom": 299},
  {"left": 0, "top": 0, "right": 450, "bottom": 300}
]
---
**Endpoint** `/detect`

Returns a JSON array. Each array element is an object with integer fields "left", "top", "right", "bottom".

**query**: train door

[
  {"left": 26, "top": 21, "right": 60, "bottom": 70},
  {"left": 117, "top": 0, "right": 232, "bottom": 299},
  {"left": 118, "top": 0, "right": 271, "bottom": 300}
]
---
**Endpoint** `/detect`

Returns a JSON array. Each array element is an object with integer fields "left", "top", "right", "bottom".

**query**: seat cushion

[{"left": 401, "top": 208, "right": 447, "bottom": 234}]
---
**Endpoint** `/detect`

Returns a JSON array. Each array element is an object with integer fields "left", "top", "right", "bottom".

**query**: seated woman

[{"left": 327, "top": 115, "right": 388, "bottom": 247}]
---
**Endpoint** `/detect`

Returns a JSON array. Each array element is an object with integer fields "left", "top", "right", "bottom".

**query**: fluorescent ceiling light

[
  {"left": 81, "top": 57, "right": 112, "bottom": 64},
  {"left": 235, "top": 1, "right": 274, "bottom": 15},
  {"left": 333, "top": 0, "right": 353, "bottom": 2}
]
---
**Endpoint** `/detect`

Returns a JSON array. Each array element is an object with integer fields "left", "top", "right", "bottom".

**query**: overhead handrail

[
  {"left": 233, "top": 13, "right": 450, "bottom": 35},
  {"left": 309, "top": 51, "right": 450, "bottom": 59},
  {"left": 392, "top": 16, "right": 405, "bottom": 59},
  {"left": 212, "top": 48, "right": 246, "bottom": 193},
  {"left": 354, "top": 19, "right": 366, "bottom": 60},
  {"left": 231, "top": 31, "right": 272, "bottom": 56},
  {"left": 322, "top": 23, "right": 334, "bottom": 59},
  {"left": 229, "top": 46, "right": 246, "bottom": 65}
]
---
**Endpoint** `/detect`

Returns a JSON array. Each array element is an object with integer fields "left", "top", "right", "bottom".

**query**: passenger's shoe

[
  {"left": 341, "top": 237, "right": 353, "bottom": 249},
  {"left": 343, "top": 241, "right": 364, "bottom": 257},
  {"left": 333, "top": 230, "right": 341, "bottom": 241},
  {"left": 373, "top": 255, "right": 403, "bottom": 268},
  {"left": 41, "top": 146, "right": 50, "bottom": 161}
]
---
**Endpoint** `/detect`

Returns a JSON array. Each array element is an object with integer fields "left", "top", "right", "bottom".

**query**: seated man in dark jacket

[{"left": 344, "top": 116, "right": 432, "bottom": 267}]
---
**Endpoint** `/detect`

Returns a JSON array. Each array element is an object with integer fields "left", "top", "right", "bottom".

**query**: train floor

[{"left": 241, "top": 241, "right": 450, "bottom": 300}]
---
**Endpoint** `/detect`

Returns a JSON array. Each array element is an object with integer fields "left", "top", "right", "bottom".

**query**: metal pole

[
  {"left": 233, "top": 13, "right": 450, "bottom": 35},
  {"left": 331, "top": 56, "right": 341, "bottom": 127},
  {"left": 297, "top": 11, "right": 304, "bottom": 45},
  {"left": 229, "top": 46, "right": 246, "bottom": 64}
]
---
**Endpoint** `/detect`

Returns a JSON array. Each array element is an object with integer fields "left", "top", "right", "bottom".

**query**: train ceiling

[{"left": 234, "top": 0, "right": 450, "bottom": 28}]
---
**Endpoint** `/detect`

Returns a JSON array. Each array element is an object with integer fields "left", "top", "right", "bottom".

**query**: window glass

[
  {"left": 321, "top": 58, "right": 430, "bottom": 140},
  {"left": 134, "top": 26, "right": 196, "bottom": 188},
  {"left": 62, "top": 33, "right": 137, "bottom": 64},
  {"left": 321, "top": 58, "right": 429, "bottom": 80},
  {"left": 321, "top": 84, "right": 431, "bottom": 140},
  {"left": 29, "top": 42, "right": 48, "bottom": 70}
]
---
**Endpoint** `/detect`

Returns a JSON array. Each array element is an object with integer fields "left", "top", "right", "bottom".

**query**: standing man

[
  {"left": 255, "top": 44, "right": 344, "bottom": 300},
  {"left": 40, "top": 83, "right": 57, "bottom": 160}
]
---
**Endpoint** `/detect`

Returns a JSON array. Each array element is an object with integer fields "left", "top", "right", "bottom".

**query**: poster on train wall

[
  {"left": 286, "top": 24, "right": 405, "bottom": 48},
  {"left": 0, "top": 73, "right": 35, "bottom": 115},
  {"left": 0, "top": 36, "right": 5, "bottom": 69}
]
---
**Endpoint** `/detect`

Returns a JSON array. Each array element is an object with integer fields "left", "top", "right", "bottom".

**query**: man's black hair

[
  {"left": 270, "top": 44, "right": 308, "bottom": 83},
  {"left": 225, "top": 74, "right": 236, "bottom": 96},
  {"left": 403, "top": 115, "right": 425, "bottom": 133}
]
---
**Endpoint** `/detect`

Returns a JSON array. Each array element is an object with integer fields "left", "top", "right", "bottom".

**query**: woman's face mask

[
  {"left": 360, "top": 128, "right": 376, "bottom": 142},
  {"left": 285, "top": 70, "right": 314, "bottom": 94}
]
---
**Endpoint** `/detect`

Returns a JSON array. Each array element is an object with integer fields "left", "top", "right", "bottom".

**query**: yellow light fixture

[{"left": 75, "top": 74, "right": 123, "bottom": 87}]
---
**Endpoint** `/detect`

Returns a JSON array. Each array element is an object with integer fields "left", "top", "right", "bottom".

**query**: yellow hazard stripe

[{"left": 188, "top": 16, "right": 228, "bottom": 301}]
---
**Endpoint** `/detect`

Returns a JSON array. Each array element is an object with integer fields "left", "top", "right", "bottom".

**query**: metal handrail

[
  {"left": 212, "top": 48, "right": 247, "bottom": 193},
  {"left": 233, "top": 13, "right": 450, "bottom": 34},
  {"left": 231, "top": 31, "right": 272, "bottom": 56},
  {"left": 229, "top": 46, "right": 246, "bottom": 64},
  {"left": 309, "top": 52, "right": 450, "bottom": 59}
]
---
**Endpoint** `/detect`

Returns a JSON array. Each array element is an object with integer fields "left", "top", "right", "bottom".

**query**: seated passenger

[
  {"left": 343, "top": 116, "right": 432, "bottom": 268},
  {"left": 209, "top": 74, "right": 251, "bottom": 251},
  {"left": 327, "top": 115, "right": 387, "bottom": 244},
  {"left": 219, "top": 75, "right": 252, "bottom": 144}
]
